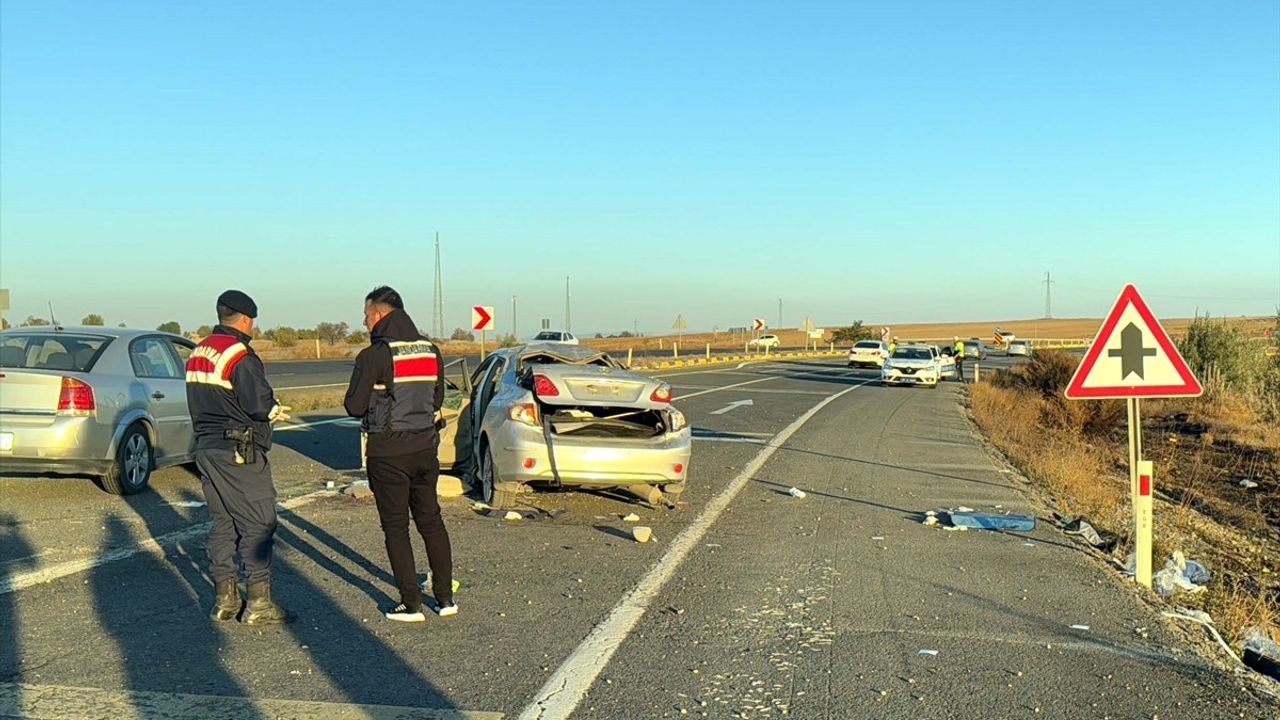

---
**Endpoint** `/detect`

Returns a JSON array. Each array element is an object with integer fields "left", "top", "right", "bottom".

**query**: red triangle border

[{"left": 1065, "top": 284, "right": 1203, "bottom": 399}]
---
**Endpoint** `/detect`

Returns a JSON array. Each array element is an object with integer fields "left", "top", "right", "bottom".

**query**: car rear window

[
  {"left": 534, "top": 332, "right": 561, "bottom": 340},
  {"left": 854, "top": 341, "right": 880, "bottom": 349},
  {"left": 0, "top": 333, "right": 112, "bottom": 372}
]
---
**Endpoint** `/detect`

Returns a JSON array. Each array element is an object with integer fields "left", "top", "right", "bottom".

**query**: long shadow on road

[{"left": 1, "top": 513, "right": 36, "bottom": 699}]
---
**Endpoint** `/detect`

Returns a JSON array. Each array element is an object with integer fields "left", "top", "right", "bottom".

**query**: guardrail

[{"left": 630, "top": 349, "right": 844, "bottom": 371}]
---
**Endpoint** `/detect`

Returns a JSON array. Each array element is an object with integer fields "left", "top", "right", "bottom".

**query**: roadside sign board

[
  {"left": 880, "top": 327, "right": 890, "bottom": 343},
  {"left": 472, "top": 306, "right": 495, "bottom": 332},
  {"left": 1065, "top": 284, "right": 1201, "bottom": 400},
  {"left": 752, "top": 318, "right": 766, "bottom": 331},
  {"left": 673, "top": 314, "right": 688, "bottom": 331}
]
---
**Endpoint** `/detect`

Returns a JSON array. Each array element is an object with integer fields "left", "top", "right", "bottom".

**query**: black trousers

[
  {"left": 367, "top": 449, "right": 453, "bottom": 608},
  {"left": 955, "top": 356, "right": 966, "bottom": 382},
  {"left": 196, "top": 448, "right": 277, "bottom": 583}
]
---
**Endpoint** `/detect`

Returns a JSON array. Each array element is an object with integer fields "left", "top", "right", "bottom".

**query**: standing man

[
  {"left": 953, "top": 336, "right": 966, "bottom": 383},
  {"left": 186, "top": 290, "right": 292, "bottom": 624},
  {"left": 344, "top": 286, "right": 456, "bottom": 622}
]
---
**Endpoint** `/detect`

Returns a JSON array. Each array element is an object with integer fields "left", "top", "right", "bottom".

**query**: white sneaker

[
  {"left": 435, "top": 603, "right": 459, "bottom": 617},
  {"left": 385, "top": 603, "right": 426, "bottom": 622}
]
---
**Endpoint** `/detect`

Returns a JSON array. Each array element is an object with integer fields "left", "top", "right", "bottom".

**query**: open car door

[{"left": 438, "top": 357, "right": 472, "bottom": 472}]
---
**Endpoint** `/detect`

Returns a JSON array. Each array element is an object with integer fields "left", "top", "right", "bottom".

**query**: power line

[{"left": 432, "top": 233, "right": 445, "bottom": 339}]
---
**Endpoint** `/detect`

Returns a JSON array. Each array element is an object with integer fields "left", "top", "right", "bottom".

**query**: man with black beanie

[{"left": 344, "top": 286, "right": 455, "bottom": 622}]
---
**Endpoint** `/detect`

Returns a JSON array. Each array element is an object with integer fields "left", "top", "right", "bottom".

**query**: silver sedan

[
  {"left": 466, "top": 343, "right": 692, "bottom": 509},
  {"left": 0, "top": 326, "right": 196, "bottom": 494}
]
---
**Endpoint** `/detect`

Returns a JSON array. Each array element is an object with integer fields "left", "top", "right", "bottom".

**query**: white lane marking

[
  {"left": 708, "top": 399, "right": 754, "bottom": 415},
  {"left": 0, "top": 682, "right": 503, "bottom": 720},
  {"left": 276, "top": 417, "right": 361, "bottom": 431},
  {"left": 671, "top": 385, "right": 830, "bottom": 396},
  {"left": 0, "top": 490, "right": 335, "bottom": 596},
  {"left": 674, "top": 365, "right": 859, "bottom": 402},
  {"left": 693, "top": 437, "right": 764, "bottom": 444},
  {"left": 516, "top": 378, "right": 875, "bottom": 720},
  {"left": 275, "top": 382, "right": 348, "bottom": 390}
]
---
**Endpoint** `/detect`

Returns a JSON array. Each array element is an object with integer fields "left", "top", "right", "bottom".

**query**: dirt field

[{"left": 255, "top": 316, "right": 1272, "bottom": 362}]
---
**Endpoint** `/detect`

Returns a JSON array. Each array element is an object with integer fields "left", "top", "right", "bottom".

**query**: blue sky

[{"left": 2, "top": 1, "right": 1277, "bottom": 335}]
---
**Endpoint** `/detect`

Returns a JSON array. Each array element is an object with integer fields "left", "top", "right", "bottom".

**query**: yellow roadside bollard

[{"left": 1135, "top": 460, "right": 1154, "bottom": 588}]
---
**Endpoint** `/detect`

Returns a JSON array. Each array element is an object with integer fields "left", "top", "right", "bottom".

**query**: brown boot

[
  {"left": 241, "top": 579, "right": 292, "bottom": 625},
  {"left": 209, "top": 579, "right": 241, "bottom": 622}
]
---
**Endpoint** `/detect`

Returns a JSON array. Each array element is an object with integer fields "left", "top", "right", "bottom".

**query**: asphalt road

[
  {"left": 265, "top": 349, "right": 1051, "bottom": 391},
  {"left": 1, "top": 359, "right": 1270, "bottom": 719}
]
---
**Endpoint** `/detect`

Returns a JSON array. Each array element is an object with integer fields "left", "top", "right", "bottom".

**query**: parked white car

[
  {"left": 746, "top": 334, "right": 780, "bottom": 350},
  {"left": 1008, "top": 339, "right": 1032, "bottom": 357},
  {"left": 847, "top": 340, "right": 889, "bottom": 368},
  {"left": 532, "top": 330, "right": 579, "bottom": 345},
  {"left": 881, "top": 345, "right": 940, "bottom": 388}
]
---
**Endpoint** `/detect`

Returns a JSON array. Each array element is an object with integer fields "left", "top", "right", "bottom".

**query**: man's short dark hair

[
  {"left": 216, "top": 304, "right": 244, "bottom": 324},
  {"left": 365, "top": 286, "right": 404, "bottom": 310}
]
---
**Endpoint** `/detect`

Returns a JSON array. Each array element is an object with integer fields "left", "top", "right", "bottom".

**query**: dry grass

[
  {"left": 275, "top": 388, "right": 347, "bottom": 414},
  {"left": 970, "top": 373, "right": 1279, "bottom": 651}
]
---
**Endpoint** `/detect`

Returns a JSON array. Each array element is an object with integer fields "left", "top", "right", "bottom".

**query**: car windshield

[
  {"left": 533, "top": 331, "right": 562, "bottom": 341},
  {"left": 854, "top": 341, "right": 880, "bottom": 349},
  {"left": 0, "top": 333, "right": 111, "bottom": 372},
  {"left": 892, "top": 348, "right": 932, "bottom": 360}
]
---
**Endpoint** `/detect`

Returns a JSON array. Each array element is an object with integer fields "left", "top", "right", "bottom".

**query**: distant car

[
  {"left": 747, "top": 334, "right": 781, "bottom": 349},
  {"left": 532, "top": 330, "right": 579, "bottom": 345},
  {"left": 1007, "top": 339, "right": 1032, "bottom": 357},
  {"left": 962, "top": 340, "right": 986, "bottom": 361},
  {"left": 847, "top": 340, "right": 889, "bottom": 368},
  {"left": 881, "top": 345, "right": 940, "bottom": 388},
  {"left": 466, "top": 343, "right": 691, "bottom": 509},
  {"left": 0, "top": 326, "right": 197, "bottom": 494}
]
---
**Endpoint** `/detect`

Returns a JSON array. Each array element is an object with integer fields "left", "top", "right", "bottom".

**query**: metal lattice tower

[
  {"left": 432, "top": 233, "right": 445, "bottom": 339},
  {"left": 1043, "top": 271, "right": 1055, "bottom": 319}
]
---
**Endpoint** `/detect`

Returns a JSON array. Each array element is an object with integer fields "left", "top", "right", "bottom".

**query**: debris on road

[
  {"left": 917, "top": 649, "right": 939, "bottom": 657},
  {"left": 787, "top": 487, "right": 807, "bottom": 499},
  {"left": 1162, "top": 608, "right": 1243, "bottom": 667},
  {"left": 633, "top": 526, "right": 653, "bottom": 543},
  {"left": 504, "top": 510, "right": 523, "bottom": 521},
  {"left": 1063, "top": 518, "right": 1107, "bottom": 546},
  {"left": 948, "top": 511, "right": 1036, "bottom": 532},
  {"left": 622, "top": 513, "right": 641, "bottom": 522},
  {"left": 1238, "top": 478, "right": 1259, "bottom": 489},
  {"left": 343, "top": 480, "right": 374, "bottom": 499},
  {"left": 1070, "top": 624, "right": 1091, "bottom": 631}
]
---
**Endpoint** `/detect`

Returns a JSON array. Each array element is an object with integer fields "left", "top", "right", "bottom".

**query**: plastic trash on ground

[
  {"left": 788, "top": 487, "right": 807, "bottom": 499},
  {"left": 1151, "top": 552, "right": 1211, "bottom": 598}
]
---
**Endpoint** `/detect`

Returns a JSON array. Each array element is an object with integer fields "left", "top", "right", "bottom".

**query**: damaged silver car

[{"left": 465, "top": 343, "right": 691, "bottom": 509}]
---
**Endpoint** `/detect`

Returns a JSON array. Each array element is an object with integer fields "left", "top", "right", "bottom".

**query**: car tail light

[
  {"left": 57, "top": 377, "right": 95, "bottom": 416},
  {"left": 508, "top": 403, "right": 539, "bottom": 426},
  {"left": 533, "top": 374, "right": 559, "bottom": 397},
  {"left": 650, "top": 384, "right": 673, "bottom": 403},
  {"left": 673, "top": 463, "right": 684, "bottom": 474}
]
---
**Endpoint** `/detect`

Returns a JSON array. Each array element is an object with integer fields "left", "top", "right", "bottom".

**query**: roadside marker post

[
  {"left": 1066, "top": 284, "right": 1202, "bottom": 590},
  {"left": 1135, "top": 460, "right": 1155, "bottom": 587}
]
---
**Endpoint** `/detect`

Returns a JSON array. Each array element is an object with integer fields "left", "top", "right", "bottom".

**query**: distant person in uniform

[
  {"left": 185, "top": 290, "right": 292, "bottom": 624},
  {"left": 344, "top": 286, "right": 455, "bottom": 622},
  {"left": 953, "top": 336, "right": 966, "bottom": 383}
]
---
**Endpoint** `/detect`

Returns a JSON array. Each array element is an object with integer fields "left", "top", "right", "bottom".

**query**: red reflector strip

[
  {"left": 393, "top": 356, "right": 439, "bottom": 379},
  {"left": 1139, "top": 474, "right": 1151, "bottom": 497}
]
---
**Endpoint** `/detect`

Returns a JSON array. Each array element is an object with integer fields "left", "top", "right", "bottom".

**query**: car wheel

[
  {"left": 479, "top": 442, "right": 517, "bottom": 510},
  {"left": 102, "top": 423, "right": 153, "bottom": 495}
]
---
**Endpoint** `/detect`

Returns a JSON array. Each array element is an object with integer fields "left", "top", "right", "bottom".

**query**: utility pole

[
  {"left": 1043, "top": 271, "right": 1055, "bottom": 319},
  {"left": 778, "top": 298, "right": 783, "bottom": 329},
  {"left": 432, "top": 233, "right": 445, "bottom": 339},
  {"left": 512, "top": 294, "right": 518, "bottom": 340},
  {"left": 565, "top": 276, "right": 572, "bottom": 332}
]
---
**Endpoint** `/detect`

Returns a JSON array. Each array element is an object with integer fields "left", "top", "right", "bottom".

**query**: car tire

[
  {"left": 102, "top": 423, "right": 153, "bottom": 495},
  {"left": 479, "top": 442, "right": 517, "bottom": 510}
]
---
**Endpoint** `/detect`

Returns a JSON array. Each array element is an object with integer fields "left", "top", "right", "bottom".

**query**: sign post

[
  {"left": 472, "top": 305, "right": 495, "bottom": 360},
  {"left": 1065, "top": 284, "right": 1202, "bottom": 589}
]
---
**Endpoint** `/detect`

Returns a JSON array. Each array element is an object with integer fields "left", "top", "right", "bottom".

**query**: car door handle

[{"left": 152, "top": 391, "right": 166, "bottom": 400}]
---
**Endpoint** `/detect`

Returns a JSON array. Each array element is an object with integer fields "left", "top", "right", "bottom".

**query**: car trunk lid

[{"left": 0, "top": 370, "right": 65, "bottom": 417}]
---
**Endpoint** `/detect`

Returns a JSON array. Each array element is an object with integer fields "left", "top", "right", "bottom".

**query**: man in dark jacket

[
  {"left": 186, "top": 290, "right": 292, "bottom": 624},
  {"left": 344, "top": 286, "right": 455, "bottom": 622}
]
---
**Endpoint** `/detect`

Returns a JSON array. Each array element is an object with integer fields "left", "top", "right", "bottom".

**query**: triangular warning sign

[{"left": 1065, "top": 284, "right": 1202, "bottom": 400}]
